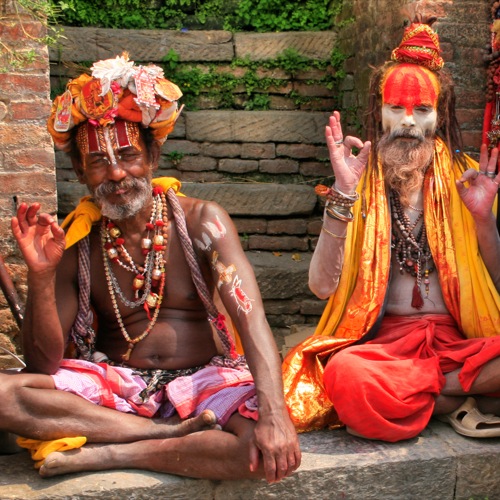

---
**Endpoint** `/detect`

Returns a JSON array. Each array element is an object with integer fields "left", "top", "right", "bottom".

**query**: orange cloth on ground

[
  {"left": 283, "top": 139, "right": 500, "bottom": 433},
  {"left": 16, "top": 436, "right": 87, "bottom": 469},
  {"left": 323, "top": 315, "right": 500, "bottom": 442}
]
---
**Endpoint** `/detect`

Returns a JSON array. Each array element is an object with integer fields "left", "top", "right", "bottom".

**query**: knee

[
  {"left": 0, "top": 373, "right": 18, "bottom": 418},
  {"left": 323, "top": 349, "right": 357, "bottom": 393}
]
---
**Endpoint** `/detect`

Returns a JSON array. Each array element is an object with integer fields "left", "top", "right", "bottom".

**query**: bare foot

[
  {"left": 40, "top": 445, "right": 110, "bottom": 478},
  {"left": 155, "top": 409, "right": 218, "bottom": 438},
  {"left": 39, "top": 410, "right": 220, "bottom": 478}
]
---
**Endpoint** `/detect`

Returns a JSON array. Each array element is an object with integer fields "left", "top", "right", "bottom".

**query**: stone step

[{"left": 1, "top": 422, "right": 500, "bottom": 499}]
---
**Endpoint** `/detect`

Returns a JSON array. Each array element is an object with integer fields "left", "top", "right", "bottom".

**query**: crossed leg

[
  {"left": 0, "top": 371, "right": 217, "bottom": 443},
  {"left": 40, "top": 414, "right": 261, "bottom": 480},
  {"left": 0, "top": 371, "right": 262, "bottom": 480},
  {"left": 434, "top": 357, "right": 500, "bottom": 415}
]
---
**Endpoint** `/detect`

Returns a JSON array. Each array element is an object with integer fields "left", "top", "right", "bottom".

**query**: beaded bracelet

[
  {"left": 327, "top": 191, "right": 357, "bottom": 208},
  {"left": 321, "top": 226, "right": 347, "bottom": 239}
]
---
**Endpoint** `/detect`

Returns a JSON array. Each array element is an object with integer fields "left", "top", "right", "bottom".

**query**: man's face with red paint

[{"left": 381, "top": 64, "right": 439, "bottom": 141}]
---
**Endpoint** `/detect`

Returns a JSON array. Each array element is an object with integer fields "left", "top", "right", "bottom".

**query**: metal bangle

[
  {"left": 321, "top": 226, "right": 347, "bottom": 239},
  {"left": 325, "top": 206, "right": 354, "bottom": 222},
  {"left": 332, "top": 184, "right": 359, "bottom": 201}
]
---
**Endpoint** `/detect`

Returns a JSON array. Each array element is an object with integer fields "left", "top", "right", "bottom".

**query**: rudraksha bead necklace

[
  {"left": 101, "top": 187, "right": 169, "bottom": 360},
  {"left": 390, "top": 190, "right": 434, "bottom": 309}
]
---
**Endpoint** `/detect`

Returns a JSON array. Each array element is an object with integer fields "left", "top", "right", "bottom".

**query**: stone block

[
  {"left": 232, "top": 218, "right": 267, "bottom": 234},
  {"left": 177, "top": 155, "right": 217, "bottom": 172},
  {"left": 234, "top": 32, "right": 337, "bottom": 61},
  {"left": 240, "top": 143, "right": 276, "bottom": 159},
  {"left": 248, "top": 235, "right": 309, "bottom": 252},
  {"left": 218, "top": 159, "right": 258, "bottom": 174},
  {"left": 299, "top": 161, "right": 332, "bottom": 177},
  {"left": 185, "top": 111, "right": 330, "bottom": 144},
  {"left": 268, "top": 96, "right": 299, "bottom": 110},
  {"left": 162, "top": 140, "right": 201, "bottom": 156},
  {"left": 267, "top": 219, "right": 307, "bottom": 235},
  {"left": 300, "top": 299, "right": 327, "bottom": 316},
  {"left": 276, "top": 143, "right": 320, "bottom": 159},
  {"left": 57, "top": 182, "right": 88, "bottom": 217},
  {"left": 180, "top": 183, "right": 316, "bottom": 217},
  {"left": 246, "top": 251, "right": 311, "bottom": 300},
  {"left": 201, "top": 142, "right": 241, "bottom": 158},
  {"left": 3, "top": 422, "right": 500, "bottom": 499},
  {"left": 50, "top": 27, "right": 234, "bottom": 63},
  {"left": 259, "top": 158, "right": 299, "bottom": 174},
  {"left": 0, "top": 172, "right": 56, "bottom": 197}
]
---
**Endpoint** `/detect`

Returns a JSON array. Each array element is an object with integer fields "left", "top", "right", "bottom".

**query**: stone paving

[{"left": 1, "top": 420, "right": 499, "bottom": 499}]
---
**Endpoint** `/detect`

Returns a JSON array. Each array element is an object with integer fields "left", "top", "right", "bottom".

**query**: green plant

[
  {"left": 48, "top": 0, "right": 342, "bottom": 32},
  {"left": 243, "top": 93, "right": 270, "bottom": 110},
  {"left": 230, "top": 0, "right": 340, "bottom": 32},
  {"left": 165, "top": 150, "right": 185, "bottom": 166}
]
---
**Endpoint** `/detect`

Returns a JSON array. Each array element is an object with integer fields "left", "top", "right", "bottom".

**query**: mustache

[
  {"left": 387, "top": 128, "right": 425, "bottom": 141},
  {"left": 93, "top": 177, "right": 148, "bottom": 198}
]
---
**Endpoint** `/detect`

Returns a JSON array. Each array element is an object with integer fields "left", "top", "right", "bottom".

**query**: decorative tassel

[
  {"left": 122, "top": 342, "right": 135, "bottom": 361},
  {"left": 411, "top": 282, "right": 424, "bottom": 309}
]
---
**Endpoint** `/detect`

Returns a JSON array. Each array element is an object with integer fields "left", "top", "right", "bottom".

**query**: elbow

[{"left": 309, "top": 277, "right": 336, "bottom": 301}]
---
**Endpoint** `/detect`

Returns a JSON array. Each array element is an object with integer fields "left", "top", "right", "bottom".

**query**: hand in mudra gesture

[
  {"left": 11, "top": 202, "right": 66, "bottom": 274},
  {"left": 456, "top": 144, "right": 500, "bottom": 223},
  {"left": 326, "top": 111, "right": 372, "bottom": 194}
]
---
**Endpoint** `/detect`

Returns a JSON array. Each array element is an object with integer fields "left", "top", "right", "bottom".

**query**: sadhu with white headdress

[
  {"left": 283, "top": 16, "right": 500, "bottom": 441},
  {"left": 0, "top": 53, "right": 300, "bottom": 481}
]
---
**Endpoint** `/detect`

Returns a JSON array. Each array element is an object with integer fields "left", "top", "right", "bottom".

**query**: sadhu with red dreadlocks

[{"left": 283, "top": 16, "right": 500, "bottom": 441}]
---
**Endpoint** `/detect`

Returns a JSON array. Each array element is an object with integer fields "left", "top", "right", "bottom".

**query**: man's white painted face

[
  {"left": 380, "top": 63, "right": 440, "bottom": 139},
  {"left": 381, "top": 104, "right": 438, "bottom": 139}
]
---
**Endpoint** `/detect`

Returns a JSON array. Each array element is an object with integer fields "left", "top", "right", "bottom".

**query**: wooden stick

[{"left": 0, "top": 255, "right": 24, "bottom": 328}]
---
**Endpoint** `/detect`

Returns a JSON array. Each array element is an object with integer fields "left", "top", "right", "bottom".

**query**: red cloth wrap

[{"left": 323, "top": 314, "right": 500, "bottom": 442}]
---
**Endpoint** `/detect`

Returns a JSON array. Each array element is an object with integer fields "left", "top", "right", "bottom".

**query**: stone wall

[{"left": 0, "top": 0, "right": 56, "bottom": 357}]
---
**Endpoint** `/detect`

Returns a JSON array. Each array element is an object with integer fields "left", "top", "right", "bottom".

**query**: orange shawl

[{"left": 283, "top": 139, "right": 500, "bottom": 432}]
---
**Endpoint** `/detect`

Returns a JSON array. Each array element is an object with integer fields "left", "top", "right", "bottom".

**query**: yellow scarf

[
  {"left": 61, "top": 177, "right": 183, "bottom": 248},
  {"left": 283, "top": 138, "right": 500, "bottom": 432}
]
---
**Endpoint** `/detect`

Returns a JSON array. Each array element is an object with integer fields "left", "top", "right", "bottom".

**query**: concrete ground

[{"left": 1, "top": 420, "right": 499, "bottom": 499}]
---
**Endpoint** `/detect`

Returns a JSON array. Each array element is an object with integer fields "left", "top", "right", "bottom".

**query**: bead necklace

[
  {"left": 390, "top": 190, "right": 434, "bottom": 309},
  {"left": 101, "top": 187, "right": 169, "bottom": 361}
]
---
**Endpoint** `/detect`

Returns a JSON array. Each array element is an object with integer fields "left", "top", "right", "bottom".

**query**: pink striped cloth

[{"left": 52, "top": 359, "right": 257, "bottom": 427}]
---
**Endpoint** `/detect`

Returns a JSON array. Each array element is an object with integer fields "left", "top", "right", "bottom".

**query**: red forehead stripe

[
  {"left": 115, "top": 119, "right": 133, "bottom": 149},
  {"left": 382, "top": 63, "right": 440, "bottom": 110}
]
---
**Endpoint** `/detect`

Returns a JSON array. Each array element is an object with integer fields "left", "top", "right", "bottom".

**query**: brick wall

[{"left": 0, "top": 0, "right": 56, "bottom": 358}]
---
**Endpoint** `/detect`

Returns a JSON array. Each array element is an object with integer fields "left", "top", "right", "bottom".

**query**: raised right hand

[
  {"left": 326, "top": 111, "right": 371, "bottom": 194},
  {"left": 11, "top": 203, "right": 66, "bottom": 274}
]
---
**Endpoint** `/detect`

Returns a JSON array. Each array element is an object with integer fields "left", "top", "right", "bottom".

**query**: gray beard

[{"left": 92, "top": 176, "right": 152, "bottom": 221}]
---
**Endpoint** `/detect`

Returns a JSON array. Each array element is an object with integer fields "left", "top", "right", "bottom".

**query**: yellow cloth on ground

[
  {"left": 61, "top": 177, "right": 183, "bottom": 248},
  {"left": 283, "top": 138, "right": 500, "bottom": 433},
  {"left": 16, "top": 436, "right": 87, "bottom": 469}
]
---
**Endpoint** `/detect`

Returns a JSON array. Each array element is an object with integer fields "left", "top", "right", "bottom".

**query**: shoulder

[
  {"left": 175, "top": 196, "right": 235, "bottom": 241},
  {"left": 178, "top": 196, "right": 230, "bottom": 224}
]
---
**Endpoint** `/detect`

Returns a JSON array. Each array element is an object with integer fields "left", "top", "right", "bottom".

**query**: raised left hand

[{"left": 456, "top": 144, "right": 500, "bottom": 222}]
